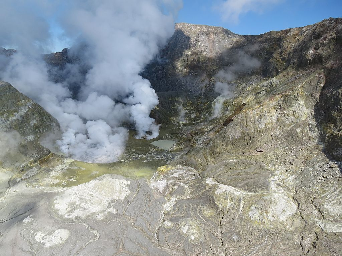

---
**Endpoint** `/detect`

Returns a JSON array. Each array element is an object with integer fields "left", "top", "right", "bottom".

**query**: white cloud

[{"left": 214, "top": 0, "right": 283, "bottom": 23}]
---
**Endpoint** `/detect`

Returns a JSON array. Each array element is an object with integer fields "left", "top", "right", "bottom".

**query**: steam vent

[{"left": 1, "top": 18, "right": 342, "bottom": 255}]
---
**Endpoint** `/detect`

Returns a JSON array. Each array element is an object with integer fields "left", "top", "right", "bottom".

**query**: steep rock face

[
  {"left": 144, "top": 18, "right": 342, "bottom": 127},
  {"left": 315, "top": 68, "right": 342, "bottom": 162},
  {"left": 0, "top": 81, "right": 60, "bottom": 162},
  {"left": 170, "top": 68, "right": 342, "bottom": 255},
  {"left": 146, "top": 18, "right": 342, "bottom": 255},
  {"left": 144, "top": 18, "right": 342, "bottom": 162},
  {"left": 0, "top": 81, "right": 61, "bottom": 194}
]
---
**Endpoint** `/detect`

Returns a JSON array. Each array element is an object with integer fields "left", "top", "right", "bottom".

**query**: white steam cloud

[
  {"left": 214, "top": 0, "right": 283, "bottom": 23},
  {"left": 0, "top": 0, "right": 182, "bottom": 163},
  {"left": 212, "top": 51, "right": 260, "bottom": 117}
]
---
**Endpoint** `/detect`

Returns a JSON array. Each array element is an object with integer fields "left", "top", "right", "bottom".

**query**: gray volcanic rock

[
  {"left": 144, "top": 18, "right": 342, "bottom": 126},
  {"left": 0, "top": 18, "right": 341, "bottom": 255},
  {"left": 0, "top": 81, "right": 61, "bottom": 194},
  {"left": 315, "top": 68, "right": 342, "bottom": 162},
  {"left": 150, "top": 18, "right": 342, "bottom": 255},
  {"left": 0, "top": 81, "right": 60, "bottom": 163}
]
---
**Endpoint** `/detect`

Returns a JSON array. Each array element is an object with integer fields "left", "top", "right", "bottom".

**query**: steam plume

[
  {"left": 0, "top": 0, "right": 182, "bottom": 163},
  {"left": 212, "top": 51, "right": 260, "bottom": 117}
]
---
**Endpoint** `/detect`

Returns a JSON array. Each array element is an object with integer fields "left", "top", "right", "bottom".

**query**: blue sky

[
  {"left": 47, "top": 0, "right": 341, "bottom": 51},
  {"left": 177, "top": 0, "right": 342, "bottom": 35},
  {"left": 2, "top": 0, "right": 340, "bottom": 52}
]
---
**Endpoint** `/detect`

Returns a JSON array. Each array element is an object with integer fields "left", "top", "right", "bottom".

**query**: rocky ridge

[{"left": 0, "top": 18, "right": 341, "bottom": 255}]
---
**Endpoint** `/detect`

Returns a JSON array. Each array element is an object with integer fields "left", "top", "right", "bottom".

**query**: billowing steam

[{"left": 0, "top": 0, "right": 182, "bottom": 163}]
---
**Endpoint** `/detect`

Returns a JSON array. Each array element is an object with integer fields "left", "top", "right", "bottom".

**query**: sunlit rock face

[
  {"left": 0, "top": 81, "right": 60, "bottom": 165},
  {"left": 0, "top": 18, "right": 342, "bottom": 255}
]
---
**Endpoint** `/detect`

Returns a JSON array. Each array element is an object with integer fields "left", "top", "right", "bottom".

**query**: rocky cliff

[{"left": 0, "top": 18, "right": 341, "bottom": 255}]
